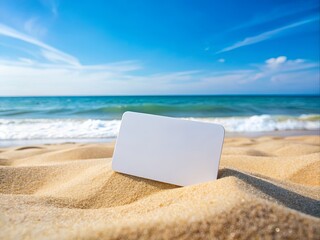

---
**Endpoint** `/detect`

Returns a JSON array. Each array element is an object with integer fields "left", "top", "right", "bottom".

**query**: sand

[{"left": 0, "top": 136, "right": 319, "bottom": 239}]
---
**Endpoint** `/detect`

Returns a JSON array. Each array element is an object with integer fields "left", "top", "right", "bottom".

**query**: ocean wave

[
  {"left": 184, "top": 114, "right": 320, "bottom": 132},
  {"left": 0, "top": 104, "right": 242, "bottom": 118},
  {"left": 0, "top": 119, "right": 121, "bottom": 140},
  {"left": 72, "top": 104, "right": 241, "bottom": 117},
  {"left": 0, "top": 114, "right": 319, "bottom": 140}
]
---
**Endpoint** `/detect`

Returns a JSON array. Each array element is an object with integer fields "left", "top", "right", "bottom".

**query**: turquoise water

[
  {"left": 0, "top": 95, "right": 319, "bottom": 140},
  {"left": 1, "top": 96, "right": 319, "bottom": 119}
]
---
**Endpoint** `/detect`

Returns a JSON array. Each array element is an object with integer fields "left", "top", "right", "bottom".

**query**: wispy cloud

[
  {"left": 39, "top": 0, "right": 59, "bottom": 17},
  {"left": 0, "top": 52, "right": 318, "bottom": 95},
  {"left": 24, "top": 17, "right": 47, "bottom": 37},
  {"left": 0, "top": 23, "right": 79, "bottom": 66},
  {"left": 0, "top": 58, "right": 200, "bottom": 95},
  {"left": 230, "top": 5, "right": 319, "bottom": 32},
  {"left": 244, "top": 56, "right": 319, "bottom": 84},
  {"left": 217, "top": 17, "right": 318, "bottom": 53},
  {"left": 0, "top": 23, "right": 150, "bottom": 95},
  {"left": 198, "top": 56, "right": 319, "bottom": 94},
  {"left": 0, "top": 24, "right": 318, "bottom": 95}
]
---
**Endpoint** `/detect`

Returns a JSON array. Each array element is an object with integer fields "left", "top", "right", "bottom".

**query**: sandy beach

[{"left": 0, "top": 135, "right": 319, "bottom": 239}]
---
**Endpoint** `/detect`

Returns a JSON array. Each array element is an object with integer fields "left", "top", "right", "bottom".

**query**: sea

[{"left": 0, "top": 95, "right": 319, "bottom": 146}]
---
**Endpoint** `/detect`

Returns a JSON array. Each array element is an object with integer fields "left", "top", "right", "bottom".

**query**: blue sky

[{"left": 0, "top": 0, "right": 319, "bottom": 96}]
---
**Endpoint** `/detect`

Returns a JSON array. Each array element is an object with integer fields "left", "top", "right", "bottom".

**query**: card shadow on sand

[{"left": 218, "top": 168, "right": 320, "bottom": 218}]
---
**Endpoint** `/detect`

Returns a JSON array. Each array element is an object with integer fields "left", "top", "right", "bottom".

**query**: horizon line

[{"left": 0, "top": 93, "right": 319, "bottom": 98}]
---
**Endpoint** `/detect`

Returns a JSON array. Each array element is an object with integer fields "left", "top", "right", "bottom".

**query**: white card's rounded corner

[
  {"left": 215, "top": 124, "right": 225, "bottom": 139},
  {"left": 111, "top": 163, "right": 119, "bottom": 173},
  {"left": 221, "top": 125, "right": 225, "bottom": 138},
  {"left": 214, "top": 124, "right": 225, "bottom": 181},
  {"left": 121, "top": 111, "right": 132, "bottom": 120},
  {"left": 111, "top": 161, "right": 115, "bottom": 171},
  {"left": 111, "top": 154, "right": 118, "bottom": 171}
]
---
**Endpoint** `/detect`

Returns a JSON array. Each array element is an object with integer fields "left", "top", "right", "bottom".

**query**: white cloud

[
  {"left": 39, "top": 0, "right": 59, "bottom": 17},
  {"left": 0, "top": 23, "right": 79, "bottom": 66},
  {"left": 0, "top": 58, "right": 144, "bottom": 95},
  {"left": 40, "top": 49, "right": 79, "bottom": 66},
  {"left": 24, "top": 17, "right": 47, "bottom": 37},
  {"left": 262, "top": 56, "right": 316, "bottom": 73},
  {"left": 218, "top": 58, "right": 225, "bottom": 63},
  {"left": 229, "top": 4, "right": 318, "bottom": 32},
  {"left": 0, "top": 23, "right": 318, "bottom": 96},
  {"left": 2, "top": 55, "right": 317, "bottom": 96},
  {"left": 265, "top": 56, "right": 287, "bottom": 68},
  {"left": 245, "top": 56, "right": 319, "bottom": 89},
  {"left": 1, "top": 59, "right": 319, "bottom": 95},
  {"left": 0, "top": 23, "right": 146, "bottom": 95},
  {"left": 217, "top": 17, "right": 318, "bottom": 53},
  {"left": 0, "top": 59, "right": 205, "bottom": 95}
]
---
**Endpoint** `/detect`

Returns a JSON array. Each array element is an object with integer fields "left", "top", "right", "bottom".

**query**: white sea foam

[
  {"left": 0, "top": 114, "right": 319, "bottom": 140},
  {"left": 0, "top": 119, "right": 121, "bottom": 140},
  {"left": 184, "top": 114, "right": 320, "bottom": 132}
]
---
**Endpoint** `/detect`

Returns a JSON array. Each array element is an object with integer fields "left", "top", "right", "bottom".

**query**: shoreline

[{"left": 0, "top": 130, "right": 319, "bottom": 148}]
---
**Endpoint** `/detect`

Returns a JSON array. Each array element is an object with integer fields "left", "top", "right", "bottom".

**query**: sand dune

[{"left": 0, "top": 136, "right": 319, "bottom": 239}]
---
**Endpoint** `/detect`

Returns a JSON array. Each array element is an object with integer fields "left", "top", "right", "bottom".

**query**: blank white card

[{"left": 112, "top": 111, "right": 225, "bottom": 186}]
